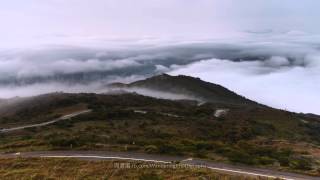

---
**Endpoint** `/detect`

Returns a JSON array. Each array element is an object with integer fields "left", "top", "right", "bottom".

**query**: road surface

[
  {"left": 0, "top": 151, "right": 318, "bottom": 180},
  {"left": 0, "top": 110, "right": 318, "bottom": 179},
  {"left": 0, "top": 110, "right": 92, "bottom": 133}
]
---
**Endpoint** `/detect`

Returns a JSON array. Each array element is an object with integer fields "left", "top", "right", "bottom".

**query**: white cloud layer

[
  {"left": 0, "top": 57, "right": 142, "bottom": 79},
  {"left": 0, "top": 33, "right": 320, "bottom": 115},
  {"left": 170, "top": 56, "right": 320, "bottom": 114}
]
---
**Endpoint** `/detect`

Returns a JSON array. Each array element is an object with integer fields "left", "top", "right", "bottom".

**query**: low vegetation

[
  {"left": 0, "top": 93, "right": 319, "bottom": 176},
  {"left": 0, "top": 158, "right": 272, "bottom": 180}
]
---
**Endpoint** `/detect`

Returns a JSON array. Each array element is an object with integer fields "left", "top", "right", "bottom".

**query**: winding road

[
  {"left": 0, "top": 110, "right": 92, "bottom": 133},
  {"left": 0, "top": 110, "right": 318, "bottom": 179},
  {"left": 0, "top": 151, "right": 318, "bottom": 180}
]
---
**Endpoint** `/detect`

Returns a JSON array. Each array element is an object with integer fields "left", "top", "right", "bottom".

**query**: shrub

[
  {"left": 49, "top": 138, "right": 77, "bottom": 147},
  {"left": 273, "top": 148, "right": 293, "bottom": 166},
  {"left": 227, "top": 150, "right": 257, "bottom": 165},
  {"left": 158, "top": 144, "right": 179, "bottom": 154},
  {"left": 195, "top": 141, "right": 213, "bottom": 150},
  {"left": 289, "top": 157, "right": 313, "bottom": 170},
  {"left": 55, "top": 120, "right": 73, "bottom": 128},
  {"left": 257, "top": 156, "right": 276, "bottom": 165},
  {"left": 139, "top": 172, "right": 163, "bottom": 180},
  {"left": 144, "top": 145, "right": 159, "bottom": 153}
]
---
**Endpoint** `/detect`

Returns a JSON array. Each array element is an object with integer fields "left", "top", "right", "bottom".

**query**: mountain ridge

[
  {"left": 109, "top": 74, "right": 261, "bottom": 107},
  {"left": 1, "top": 74, "right": 320, "bottom": 175}
]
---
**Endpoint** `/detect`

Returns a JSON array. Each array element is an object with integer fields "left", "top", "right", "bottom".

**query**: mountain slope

[
  {"left": 0, "top": 74, "right": 320, "bottom": 175},
  {"left": 110, "top": 74, "right": 258, "bottom": 106}
]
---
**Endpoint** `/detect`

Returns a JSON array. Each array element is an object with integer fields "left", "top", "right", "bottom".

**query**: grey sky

[
  {"left": 1, "top": 1, "right": 320, "bottom": 114},
  {"left": 1, "top": 0, "right": 320, "bottom": 47}
]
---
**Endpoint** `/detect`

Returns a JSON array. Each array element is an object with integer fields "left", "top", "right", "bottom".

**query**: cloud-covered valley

[{"left": 0, "top": 34, "right": 320, "bottom": 114}]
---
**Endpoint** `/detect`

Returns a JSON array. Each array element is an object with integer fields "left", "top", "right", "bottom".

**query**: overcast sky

[
  {"left": 1, "top": 0, "right": 320, "bottom": 47},
  {"left": 0, "top": 1, "right": 320, "bottom": 114}
]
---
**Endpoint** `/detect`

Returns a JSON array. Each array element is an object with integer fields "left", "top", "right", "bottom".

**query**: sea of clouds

[{"left": 0, "top": 33, "right": 319, "bottom": 114}]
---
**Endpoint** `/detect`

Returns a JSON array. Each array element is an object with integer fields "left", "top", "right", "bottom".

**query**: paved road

[
  {"left": 0, "top": 110, "right": 92, "bottom": 133},
  {"left": 0, "top": 110, "right": 318, "bottom": 179},
  {"left": 0, "top": 151, "right": 318, "bottom": 180}
]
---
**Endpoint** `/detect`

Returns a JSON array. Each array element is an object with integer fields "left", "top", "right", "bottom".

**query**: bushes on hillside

[{"left": 289, "top": 157, "right": 313, "bottom": 170}]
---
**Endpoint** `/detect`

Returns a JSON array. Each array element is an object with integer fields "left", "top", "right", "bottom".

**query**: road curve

[
  {"left": 0, "top": 151, "right": 317, "bottom": 180},
  {"left": 0, "top": 110, "right": 92, "bottom": 133}
]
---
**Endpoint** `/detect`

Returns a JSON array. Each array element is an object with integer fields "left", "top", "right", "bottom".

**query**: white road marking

[
  {"left": 134, "top": 110, "right": 147, "bottom": 114},
  {"left": 207, "top": 167, "right": 290, "bottom": 180},
  {"left": 41, "top": 155, "right": 171, "bottom": 164},
  {"left": 40, "top": 155, "right": 290, "bottom": 179},
  {"left": 181, "top": 158, "right": 193, "bottom": 162}
]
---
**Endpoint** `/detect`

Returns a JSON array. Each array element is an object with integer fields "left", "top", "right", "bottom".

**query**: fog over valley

[
  {"left": 3, "top": 2, "right": 320, "bottom": 178},
  {"left": 1, "top": 0, "right": 320, "bottom": 114},
  {"left": 0, "top": 33, "right": 319, "bottom": 114}
]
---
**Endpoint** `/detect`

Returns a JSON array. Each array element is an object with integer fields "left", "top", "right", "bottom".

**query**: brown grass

[
  {"left": 0, "top": 158, "right": 272, "bottom": 180},
  {"left": 53, "top": 103, "right": 88, "bottom": 115}
]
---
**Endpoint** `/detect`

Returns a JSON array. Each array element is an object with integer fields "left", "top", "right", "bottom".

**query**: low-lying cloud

[
  {"left": 0, "top": 57, "right": 142, "bottom": 79},
  {"left": 170, "top": 57, "right": 320, "bottom": 114},
  {"left": 0, "top": 33, "right": 319, "bottom": 114},
  {"left": 110, "top": 87, "right": 199, "bottom": 102}
]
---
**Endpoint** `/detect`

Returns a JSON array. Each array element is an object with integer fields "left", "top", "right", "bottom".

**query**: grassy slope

[
  {"left": 0, "top": 93, "right": 89, "bottom": 128},
  {"left": 0, "top": 93, "right": 320, "bottom": 175},
  {"left": 0, "top": 158, "right": 267, "bottom": 180}
]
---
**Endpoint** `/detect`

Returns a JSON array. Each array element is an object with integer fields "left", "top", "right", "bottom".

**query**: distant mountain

[
  {"left": 1, "top": 74, "right": 320, "bottom": 174},
  {"left": 109, "top": 74, "right": 259, "bottom": 106}
]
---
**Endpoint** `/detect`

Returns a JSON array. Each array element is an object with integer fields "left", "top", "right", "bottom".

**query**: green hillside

[{"left": 0, "top": 75, "right": 320, "bottom": 176}]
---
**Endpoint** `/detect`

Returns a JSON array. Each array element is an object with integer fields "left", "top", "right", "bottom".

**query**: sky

[
  {"left": 0, "top": 0, "right": 320, "bottom": 114},
  {"left": 1, "top": 0, "right": 320, "bottom": 47}
]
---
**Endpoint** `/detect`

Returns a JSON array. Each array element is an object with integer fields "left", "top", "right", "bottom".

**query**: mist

[
  {"left": 1, "top": 1, "right": 320, "bottom": 114},
  {"left": 113, "top": 87, "right": 200, "bottom": 102},
  {"left": 0, "top": 32, "right": 319, "bottom": 114}
]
